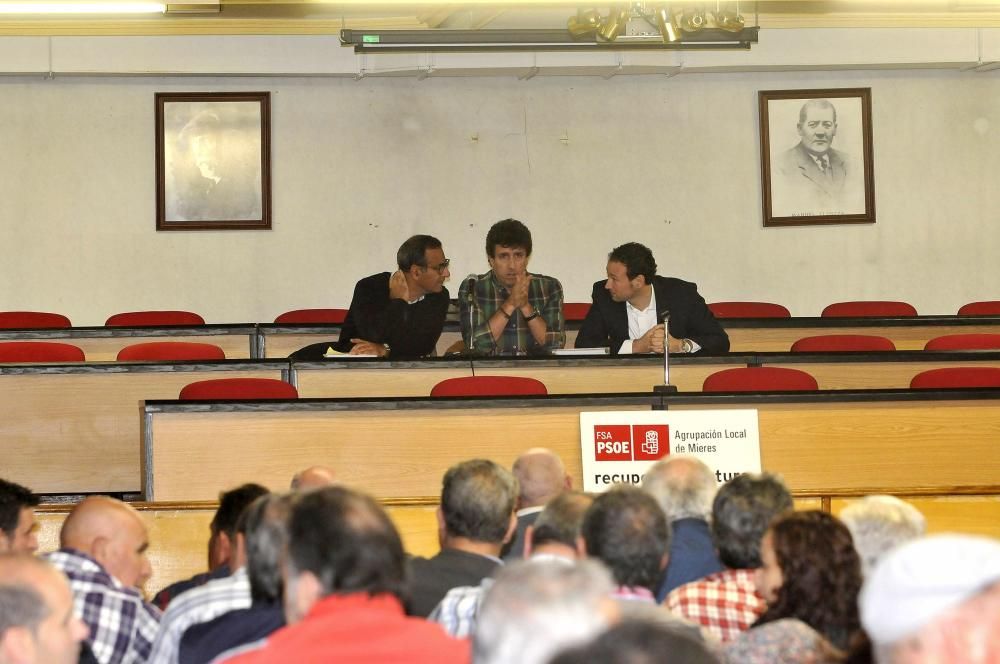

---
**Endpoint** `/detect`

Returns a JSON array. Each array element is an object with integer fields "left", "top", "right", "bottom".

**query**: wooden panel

[
  {"left": 68, "top": 334, "right": 254, "bottom": 362},
  {"left": 727, "top": 323, "right": 1000, "bottom": 353},
  {"left": 832, "top": 495, "right": 1000, "bottom": 539},
  {"left": 146, "top": 404, "right": 651, "bottom": 501},
  {"left": 0, "top": 367, "right": 285, "bottom": 494},
  {"left": 771, "top": 359, "right": 1000, "bottom": 390},
  {"left": 479, "top": 364, "right": 719, "bottom": 394},
  {"left": 36, "top": 502, "right": 442, "bottom": 598},
  {"left": 295, "top": 365, "right": 473, "bottom": 398},
  {"left": 793, "top": 497, "right": 823, "bottom": 511}
]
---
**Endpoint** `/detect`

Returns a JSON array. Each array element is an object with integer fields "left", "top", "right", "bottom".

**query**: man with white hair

[
  {"left": 839, "top": 495, "right": 926, "bottom": 576},
  {"left": 504, "top": 448, "right": 571, "bottom": 560},
  {"left": 473, "top": 559, "right": 618, "bottom": 664},
  {"left": 860, "top": 534, "right": 1000, "bottom": 664},
  {"left": 642, "top": 457, "right": 723, "bottom": 600}
]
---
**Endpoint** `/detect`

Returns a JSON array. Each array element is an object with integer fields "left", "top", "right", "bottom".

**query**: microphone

[{"left": 653, "top": 308, "right": 678, "bottom": 394}]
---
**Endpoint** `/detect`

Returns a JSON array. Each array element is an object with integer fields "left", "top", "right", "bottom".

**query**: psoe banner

[{"left": 580, "top": 410, "right": 762, "bottom": 493}]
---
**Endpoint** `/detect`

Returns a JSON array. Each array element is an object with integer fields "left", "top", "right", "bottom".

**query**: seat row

[
  {"left": 3, "top": 332, "right": 1000, "bottom": 364},
  {"left": 2, "top": 299, "right": 1000, "bottom": 329}
]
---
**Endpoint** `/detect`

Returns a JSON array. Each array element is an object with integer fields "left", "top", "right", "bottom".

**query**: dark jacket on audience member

[
  {"left": 406, "top": 549, "right": 501, "bottom": 618},
  {"left": 178, "top": 603, "right": 285, "bottom": 664},
  {"left": 656, "top": 518, "right": 725, "bottom": 602}
]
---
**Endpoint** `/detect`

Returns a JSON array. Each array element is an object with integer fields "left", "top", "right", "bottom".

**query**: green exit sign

[{"left": 362, "top": 35, "right": 380, "bottom": 44}]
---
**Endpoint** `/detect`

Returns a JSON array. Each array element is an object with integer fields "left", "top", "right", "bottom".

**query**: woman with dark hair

[{"left": 722, "top": 510, "right": 864, "bottom": 663}]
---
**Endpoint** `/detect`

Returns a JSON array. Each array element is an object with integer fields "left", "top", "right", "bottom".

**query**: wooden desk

[
  {"left": 292, "top": 358, "right": 474, "bottom": 398},
  {"left": 0, "top": 324, "right": 257, "bottom": 361},
  {"left": 722, "top": 315, "right": 1000, "bottom": 352},
  {"left": 0, "top": 360, "right": 289, "bottom": 495},
  {"left": 142, "top": 389, "right": 1000, "bottom": 503}
]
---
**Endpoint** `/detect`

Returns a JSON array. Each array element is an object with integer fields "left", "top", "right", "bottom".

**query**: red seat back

[
  {"left": 179, "top": 378, "right": 298, "bottom": 400},
  {"left": 821, "top": 301, "right": 917, "bottom": 318},
  {"left": 430, "top": 376, "right": 548, "bottom": 397},
  {"left": 703, "top": 367, "right": 819, "bottom": 393},
  {"left": 274, "top": 309, "right": 349, "bottom": 324},
  {"left": 117, "top": 342, "right": 226, "bottom": 362},
  {"left": 791, "top": 335, "right": 896, "bottom": 352},
  {"left": 958, "top": 301, "right": 1000, "bottom": 316},
  {"left": 924, "top": 334, "right": 1000, "bottom": 351},
  {"left": 0, "top": 342, "right": 85, "bottom": 362},
  {"left": 910, "top": 367, "right": 1000, "bottom": 389},
  {"left": 0, "top": 311, "right": 71, "bottom": 329},
  {"left": 708, "top": 302, "right": 791, "bottom": 319},
  {"left": 105, "top": 311, "right": 205, "bottom": 327},
  {"left": 562, "top": 303, "right": 592, "bottom": 321}
]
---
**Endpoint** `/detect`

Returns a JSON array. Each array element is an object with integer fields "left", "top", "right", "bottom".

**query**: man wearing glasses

[{"left": 292, "top": 235, "right": 451, "bottom": 359}]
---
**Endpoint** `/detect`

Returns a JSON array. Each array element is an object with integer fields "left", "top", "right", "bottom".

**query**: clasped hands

[
  {"left": 634, "top": 324, "right": 685, "bottom": 354},
  {"left": 503, "top": 272, "right": 534, "bottom": 317}
]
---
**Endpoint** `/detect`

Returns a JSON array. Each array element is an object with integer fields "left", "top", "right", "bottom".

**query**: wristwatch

[
  {"left": 680, "top": 338, "right": 694, "bottom": 354},
  {"left": 523, "top": 308, "right": 541, "bottom": 322}
]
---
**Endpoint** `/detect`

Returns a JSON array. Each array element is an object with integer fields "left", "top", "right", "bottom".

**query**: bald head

[
  {"left": 641, "top": 456, "right": 716, "bottom": 522},
  {"left": 0, "top": 555, "right": 87, "bottom": 664},
  {"left": 512, "top": 449, "right": 571, "bottom": 509},
  {"left": 290, "top": 466, "right": 336, "bottom": 491},
  {"left": 60, "top": 497, "right": 150, "bottom": 589}
]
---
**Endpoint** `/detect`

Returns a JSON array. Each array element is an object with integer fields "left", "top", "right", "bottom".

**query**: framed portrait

[
  {"left": 155, "top": 91, "right": 271, "bottom": 231},
  {"left": 759, "top": 88, "right": 875, "bottom": 228}
]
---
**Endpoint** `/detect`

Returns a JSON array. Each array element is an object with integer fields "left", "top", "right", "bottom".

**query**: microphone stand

[{"left": 653, "top": 310, "right": 677, "bottom": 395}]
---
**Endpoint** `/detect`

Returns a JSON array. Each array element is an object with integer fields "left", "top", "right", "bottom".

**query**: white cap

[{"left": 859, "top": 534, "right": 1000, "bottom": 645}]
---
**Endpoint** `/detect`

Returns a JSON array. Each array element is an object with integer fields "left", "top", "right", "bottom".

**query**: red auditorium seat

[
  {"left": 708, "top": 302, "right": 791, "bottom": 319},
  {"left": 105, "top": 311, "right": 205, "bottom": 327},
  {"left": 0, "top": 311, "right": 71, "bottom": 329},
  {"left": 0, "top": 342, "right": 85, "bottom": 362},
  {"left": 924, "top": 334, "right": 1000, "bottom": 351},
  {"left": 430, "top": 376, "right": 548, "bottom": 397},
  {"left": 910, "top": 367, "right": 1000, "bottom": 389},
  {"left": 179, "top": 378, "right": 298, "bottom": 400},
  {"left": 791, "top": 335, "right": 896, "bottom": 352},
  {"left": 703, "top": 367, "right": 819, "bottom": 392},
  {"left": 821, "top": 301, "right": 917, "bottom": 317},
  {"left": 117, "top": 342, "right": 226, "bottom": 361},
  {"left": 274, "top": 309, "right": 349, "bottom": 324},
  {"left": 957, "top": 301, "right": 1000, "bottom": 316},
  {"left": 563, "top": 303, "right": 592, "bottom": 321}
]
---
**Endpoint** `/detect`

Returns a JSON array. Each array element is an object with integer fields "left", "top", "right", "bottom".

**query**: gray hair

[
  {"left": 473, "top": 559, "right": 615, "bottom": 664},
  {"left": 642, "top": 456, "right": 716, "bottom": 522},
  {"left": 243, "top": 493, "right": 295, "bottom": 603},
  {"left": 441, "top": 459, "right": 518, "bottom": 544},
  {"left": 0, "top": 556, "right": 50, "bottom": 637},
  {"left": 840, "top": 496, "right": 926, "bottom": 576}
]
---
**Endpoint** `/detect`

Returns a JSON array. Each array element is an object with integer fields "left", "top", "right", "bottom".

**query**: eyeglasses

[{"left": 428, "top": 259, "right": 451, "bottom": 272}]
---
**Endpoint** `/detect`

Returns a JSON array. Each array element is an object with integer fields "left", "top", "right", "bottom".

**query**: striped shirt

[{"left": 458, "top": 271, "right": 565, "bottom": 355}]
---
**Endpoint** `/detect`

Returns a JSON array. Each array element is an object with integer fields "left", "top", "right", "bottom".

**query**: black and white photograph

[
  {"left": 759, "top": 88, "right": 874, "bottom": 227},
  {"left": 155, "top": 91, "right": 271, "bottom": 231}
]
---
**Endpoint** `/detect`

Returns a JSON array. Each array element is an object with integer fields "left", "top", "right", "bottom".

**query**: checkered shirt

[
  {"left": 44, "top": 548, "right": 162, "bottom": 664},
  {"left": 146, "top": 566, "right": 252, "bottom": 664},
  {"left": 664, "top": 568, "right": 765, "bottom": 642},
  {"left": 459, "top": 271, "right": 565, "bottom": 355}
]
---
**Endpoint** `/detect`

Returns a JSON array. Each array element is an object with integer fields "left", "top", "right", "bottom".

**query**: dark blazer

[
  {"left": 406, "top": 548, "right": 501, "bottom": 617},
  {"left": 575, "top": 276, "right": 729, "bottom": 354},
  {"left": 501, "top": 510, "right": 541, "bottom": 561}
]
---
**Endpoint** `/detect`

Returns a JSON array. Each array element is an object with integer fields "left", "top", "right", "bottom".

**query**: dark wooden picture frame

[
  {"left": 759, "top": 88, "right": 874, "bottom": 227},
  {"left": 156, "top": 91, "right": 271, "bottom": 231}
]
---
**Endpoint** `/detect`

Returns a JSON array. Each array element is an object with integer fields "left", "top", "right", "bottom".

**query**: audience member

[
  {"left": 44, "top": 497, "right": 160, "bottom": 664},
  {"left": 178, "top": 494, "right": 293, "bottom": 664},
  {"left": 431, "top": 491, "right": 593, "bottom": 637},
  {"left": 642, "top": 457, "right": 724, "bottom": 599},
  {"left": 288, "top": 466, "right": 335, "bottom": 491},
  {"left": 222, "top": 486, "right": 468, "bottom": 663},
  {"left": 503, "top": 448, "right": 572, "bottom": 559},
  {"left": 839, "top": 495, "right": 926, "bottom": 576},
  {"left": 0, "top": 479, "right": 40, "bottom": 555},
  {"left": 459, "top": 218, "right": 565, "bottom": 355},
  {"left": 147, "top": 489, "right": 273, "bottom": 663},
  {"left": 408, "top": 459, "right": 518, "bottom": 617},
  {"left": 666, "top": 472, "right": 793, "bottom": 642},
  {"left": 723, "top": 510, "right": 863, "bottom": 663},
  {"left": 860, "top": 534, "right": 1000, "bottom": 664},
  {"left": 473, "top": 559, "right": 616, "bottom": 664},
  {"left": 0, "top": 554, "right": 89, "bottom": 664},
  {"left": 550, "top": 619, "right": 722, "bottom": 664},
  {"left": 152, "top": 483, "right": 268, "bottom": 609}
]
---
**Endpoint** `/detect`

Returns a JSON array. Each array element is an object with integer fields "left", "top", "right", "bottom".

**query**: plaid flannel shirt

[
  {"left": 458, "top": 271, "right": 565, "bottom": 355},
  {"left": 45, "top": 548, "right": 162, "bottom": 664},
  {"left": 664, "top": 568, "right": 765, "bottom": 642}
]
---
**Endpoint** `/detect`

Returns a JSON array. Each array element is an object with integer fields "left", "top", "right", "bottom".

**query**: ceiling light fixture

[{"left": 0, "top": 2, "right": 165, "bottom": 13}]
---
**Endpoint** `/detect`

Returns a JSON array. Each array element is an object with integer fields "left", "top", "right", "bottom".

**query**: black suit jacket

[
  {"left": 406, "top": 548, "right": 500, "bottom": 617},
  {"left": 575, "top": 276, "right": 729, "bottom": 354}
]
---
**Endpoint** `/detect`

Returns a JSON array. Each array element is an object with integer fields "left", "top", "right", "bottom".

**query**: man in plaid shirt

[
  {"left": 665, "top": 473, "right": 793, "bottom": 642},
  {"left": 44, "top": 497, "right": 161, "bottom": 664},
  {"left": 459, "top": 218, "right": 565, "bottom": 355}
]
